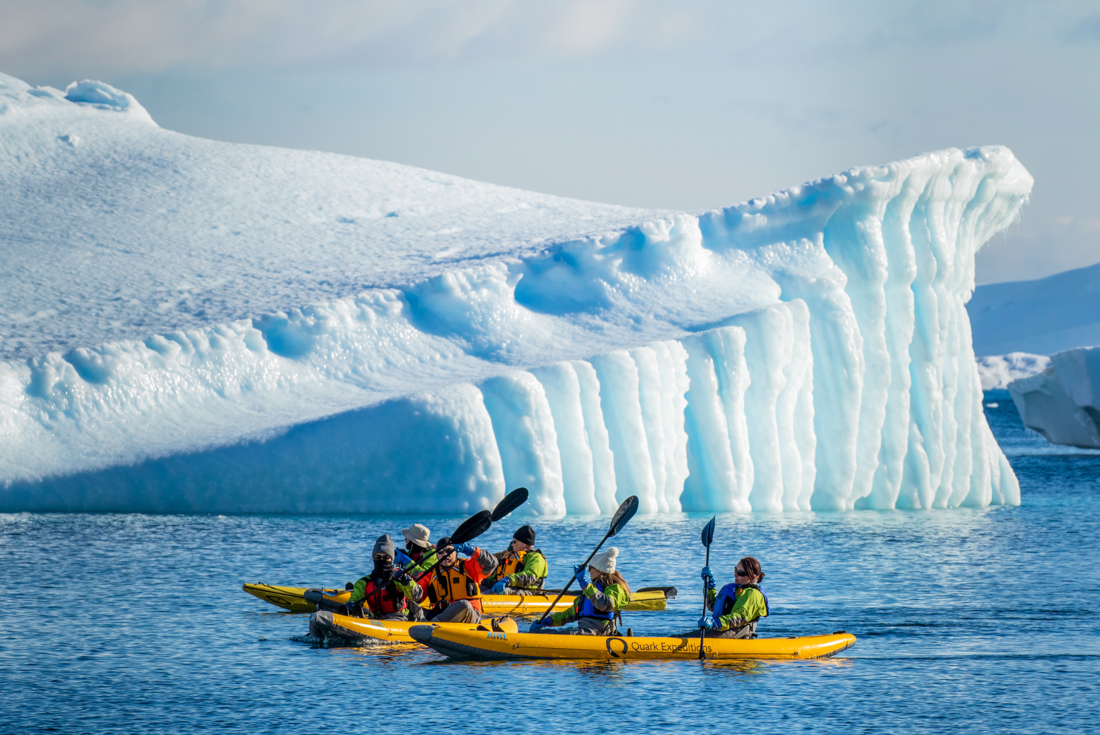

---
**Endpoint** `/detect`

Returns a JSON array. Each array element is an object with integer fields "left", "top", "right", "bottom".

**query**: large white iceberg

[
  {"left": 1008, "top": 347, "right": 1100, "bottom": 448},
  {"left": 0, "top": 72, "right": 1030, "bottom": 514}
]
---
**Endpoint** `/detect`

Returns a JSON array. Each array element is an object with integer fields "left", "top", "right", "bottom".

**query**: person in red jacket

[{"left": 403, "top": 536, "right": 498, "bottom": 623}]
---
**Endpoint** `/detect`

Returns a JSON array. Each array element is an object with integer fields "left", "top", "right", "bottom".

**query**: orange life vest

[{"left": 429, "top": 559, "right": 483, "bottom": 612}]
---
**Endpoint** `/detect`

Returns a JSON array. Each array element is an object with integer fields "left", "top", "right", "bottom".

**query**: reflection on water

[{"left": 1, "top": 394, "right": 1099, "bottom": 732}]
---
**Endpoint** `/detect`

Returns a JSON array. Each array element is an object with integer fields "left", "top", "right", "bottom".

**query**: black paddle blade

[
  {"left": 608, "top": 495, "right": 640, "bottom": 537},
  {"left": 449, "top": 510, "right": 493, "bottom": 546},
  {"left": 491, "top": 487, "right": 529, "bottom": 522},
  {"left": 701, "top": 516, "right": 716, "bottom": 548}
]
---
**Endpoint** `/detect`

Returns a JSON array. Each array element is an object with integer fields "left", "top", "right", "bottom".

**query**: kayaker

[
  {"left": 402, "top": 536, "right": 499, "bottom": 623},
  {"left": 482, "top": 524, "right": 549, "bottom": 596},
  {"left": 342, "top": 534, "right": 424, "bottom": 621},
  {"left": 395, "top": 523, "right": 437, "bottom": 574},
  {"left": 697, "top": 556, "right": 769, "bottom": 639},
  {"left": 528, "top": 547, "right": 630, "bottom": 635}
]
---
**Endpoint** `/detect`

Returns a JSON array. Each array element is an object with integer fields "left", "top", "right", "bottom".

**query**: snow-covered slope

[
  {"left": 968, "top": 261, "right": 1100, "bottom": 357},
  {"left": 976, "top": 353, "right": 1051, "bottom": 390},
  {"left": 0, "top": 73, "right": 1030, "bottom": 513},
  {"left": 1008, "top": 347, "right": 1100, "bottom": 448}
]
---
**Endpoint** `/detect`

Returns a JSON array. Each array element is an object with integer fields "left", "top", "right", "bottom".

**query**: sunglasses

[{"left": 734, "top": 568, "right": 749, "bottom": 577}]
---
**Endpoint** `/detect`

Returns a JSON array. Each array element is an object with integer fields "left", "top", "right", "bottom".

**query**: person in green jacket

[
  {"left": 528, "top": 547, "right": 630, "bottom": 636},
  {"left": 482, "top": 525, "right": 549, "bottom": 596},
  {"left": 697, "top": 556, "right": 769, "bottom": 639},
  {"left": 395, "top": 523, "right": 437, "bottom": 576},
  {"left": 342, "top": 535, "right": 425, "bottom": 621}
]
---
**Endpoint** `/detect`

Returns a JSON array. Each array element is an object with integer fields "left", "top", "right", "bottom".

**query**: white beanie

[{"left": 590, "top": 546, "right": 619, "bottom": 574}]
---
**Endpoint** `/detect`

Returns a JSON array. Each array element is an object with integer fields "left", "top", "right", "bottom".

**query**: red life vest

[{"left": 357, "top": 576, "right": 408, "bottom": 615}]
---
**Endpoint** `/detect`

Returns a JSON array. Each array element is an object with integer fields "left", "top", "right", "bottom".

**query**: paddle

[
  {"left": 407, "top": 487, "right": 530, "bottom": 585},
  {"left": 491, "top": 487, "right": 528, "bottom": 523},
  {"left": 698, "top": 515, "right": 716, "bottom": 660},
  {"left": 536, "top": 495, "right": 640, "bottom": 625}
]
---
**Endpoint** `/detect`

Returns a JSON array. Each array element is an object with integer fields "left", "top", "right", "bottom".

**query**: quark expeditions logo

[{"left": 605, "top": 637, "right": 713, "bottom": 658}]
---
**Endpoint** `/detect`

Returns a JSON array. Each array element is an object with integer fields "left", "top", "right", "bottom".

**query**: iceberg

[
  {"left": 1008, "top": 347, "right": 1100, "bottom": 448},
  {"left": 0, "top": 72, "right": 1030, "bottom": 514}
]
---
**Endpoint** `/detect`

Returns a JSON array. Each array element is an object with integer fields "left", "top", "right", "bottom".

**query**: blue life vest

[
  {"left": 579, "top": 581, "right": 615, "bottom": 620},
  {"left": 714, "top": 583, "right": 769, "bottom": 620}
]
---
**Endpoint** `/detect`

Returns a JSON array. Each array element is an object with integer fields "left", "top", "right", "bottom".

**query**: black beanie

[{"left": 513, "top": 525, "right": 536, "bottom": 545}]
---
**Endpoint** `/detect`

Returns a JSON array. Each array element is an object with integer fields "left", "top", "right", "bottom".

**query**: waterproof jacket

[
  {"left": 406, "top": 546, "right": 498, "bottom": 613},
  {"left": 406, "top": 546, "right": 438, "bottom": 576},
  {"left": 706, "top": 583, "right": 768, "bottom": 631},
  {"left": 487, "top": 548, "right": 548, "bottom": 590},
  {"left": 548, "top": 581, "right": 629, "bottom": 627}
]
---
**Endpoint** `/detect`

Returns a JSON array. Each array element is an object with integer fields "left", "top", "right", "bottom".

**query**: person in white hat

[
  {"left": 395, "top": 523, "right": 437, "bottom": 574},
  {"left": 529, "top": 546, "right": 631, "bottom": 636}
]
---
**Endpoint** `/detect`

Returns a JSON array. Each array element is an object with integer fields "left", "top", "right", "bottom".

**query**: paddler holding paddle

[
  {"left": 528, "top": 548, "right": 631, "bottom": 636},
  {"left": 697, "top": 556, "right": 769, "bottom": 639},
  {"left": 481, "top": 524, "right": 549, "bottom": 596},
  {"left": 340, "top": 535, "right": 426, "bottom": 622},
  {"left": 401, "top": 536, "right": 499, "bottom": 623}
]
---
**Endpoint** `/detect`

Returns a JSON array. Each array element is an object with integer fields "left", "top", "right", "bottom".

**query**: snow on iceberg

[
  {"left": 1008, "top": 347, "right": 1100, "bottom": 448},
  {"left": 0, "top": 72, "right": 1030, "bottom": 514}
]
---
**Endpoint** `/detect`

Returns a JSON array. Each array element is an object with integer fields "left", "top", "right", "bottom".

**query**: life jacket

[
  {"left": 429, "top": 560, "right": 482, "bottom": 610},
  {"left": 497, "top": 549, "right": 546, "bottom": 587},
  {"left": 357, "top": 575, "right": 407, "bottom": 616},
  {"left": 715, "top": 583, "right": 769, "bottom": 620},
  {"left": 408, "top": 546, "right": 436, "bottom": 568},
  {"left": 578, "top": 581, "right": 615, "bottom": 620}
]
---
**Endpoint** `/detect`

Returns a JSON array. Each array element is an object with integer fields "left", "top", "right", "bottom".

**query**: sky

[{"left": 2, "top": 0, "right": 1098, "bottom": 285}]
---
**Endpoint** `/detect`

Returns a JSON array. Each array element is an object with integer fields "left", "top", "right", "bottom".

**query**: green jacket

[
  {"left": 549, "top": 582, "right": 629, "bottom": 626},
  {"left": 487, "top": 549, "right": 549, "bottom": 589},
  {"left": 405, "top": 547, "right": 438, "bottom": 577},
  {"left": 706, "top": 585, "right": 768, "bottom": 631}
]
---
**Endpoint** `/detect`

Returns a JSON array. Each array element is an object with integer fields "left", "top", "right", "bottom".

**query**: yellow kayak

[
  {"left": 408, "top": 624, "right": 857, "bottom": 661},
  {"left": 308, "top": 610, "right": 487, "bottom": 644},
  {"left": 243, "top": 582, "right": 674, "bottom": 615}
]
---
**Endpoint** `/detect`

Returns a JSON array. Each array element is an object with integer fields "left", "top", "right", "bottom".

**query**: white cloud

[{"left": 0, "top": 0, "right": 709, "bottom": 77}]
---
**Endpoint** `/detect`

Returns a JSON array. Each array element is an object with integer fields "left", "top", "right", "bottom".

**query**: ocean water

[{"left": 1, "top": 390, "right": 1097, "bottom": 733}]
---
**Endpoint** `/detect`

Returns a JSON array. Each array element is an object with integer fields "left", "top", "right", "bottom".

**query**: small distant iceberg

[{"left": 1009, "top": 347, "right": 1100, "bottom": 448}]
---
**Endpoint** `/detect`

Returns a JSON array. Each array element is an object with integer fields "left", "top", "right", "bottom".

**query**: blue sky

[{"left": 2, "top": 0, "right": 1098, "bottom": 284}]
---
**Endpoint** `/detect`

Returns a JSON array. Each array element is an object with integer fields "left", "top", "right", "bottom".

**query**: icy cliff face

[
  {"left": 0, "top": 73, "right": 1030, "bottom": 513},
  {"left": 1008, "top": 347, "right": 1100, "bottom": 448}
]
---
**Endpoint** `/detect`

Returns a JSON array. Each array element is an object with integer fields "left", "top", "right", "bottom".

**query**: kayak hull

[
  {"left": 244, "top": 583, "right": 672, "bottom": 614},
  {"left": 309, "top": 610, "right": 484, "bottom": 644},
  {"left": 408, "top": 625, "right": 857, "bottom": 661}
]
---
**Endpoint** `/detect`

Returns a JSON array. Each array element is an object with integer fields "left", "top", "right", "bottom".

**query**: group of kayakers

[{"left": 335, "top": 522, "right": 769, "bottom": 639}]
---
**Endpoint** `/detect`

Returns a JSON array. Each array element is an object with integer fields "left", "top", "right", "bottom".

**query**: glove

[
  {"left": 452, "top": 542, "right": 475, "bottom": 556},
  {"left": 392, "top": 568, "right": 411, "bottom": 585},
  {"left": 394, "top": 550, "right": 412, "bottom": 567},
  {"left": 342, "top": 602, "right": 358, "bottom": 617},
  {"left": 699, "top": 612, "right": 722, "bottom": 631},
  {"left": 491, "top": 579, "right": 509, "bottom": 594},
  {"left": 701, "top": 565, "right": 716, "bottom": 591},
  {"left": 573, "top": 564, "right": 588, "bottom": 589},
  {"left": 528, "top": 618, "right": 549, "bottom": 632}
]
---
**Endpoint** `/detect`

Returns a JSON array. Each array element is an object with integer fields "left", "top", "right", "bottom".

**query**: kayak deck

[
  {"left": 409, "top": 625, "right": 857, "bottom": 661},
  {"left": 243, "top": 582, "right": 674, "bottom": 615},
  {"left": 309, "top": 610, "right": 485, "bottom": 644}
]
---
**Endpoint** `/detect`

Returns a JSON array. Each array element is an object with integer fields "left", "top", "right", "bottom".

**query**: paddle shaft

[
  {"left": 698, "top": 544, "right": 711, "bottom": 660},
  {"left": 537, "top": 531, "right": 613, "bottom": 625}
]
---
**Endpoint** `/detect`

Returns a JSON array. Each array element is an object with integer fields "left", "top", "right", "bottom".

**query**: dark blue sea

[{"left": 2, "top": 390, "right": 1098, "bottom": 733}]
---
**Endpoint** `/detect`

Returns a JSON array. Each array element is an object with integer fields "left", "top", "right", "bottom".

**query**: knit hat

[
  {"left": 590, "top": 546, "right": 618, "bottom": 574},
  {"left": 513, "top": 525, "right": 536, "bottom": 546},
  {"left": 372, "top": 534, "right": 395, "bottom": 559},
  {"left": 401, "top": 523, "right": 431, "bottom": 548}
]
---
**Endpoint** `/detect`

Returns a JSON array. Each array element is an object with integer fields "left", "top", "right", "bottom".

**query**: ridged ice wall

[{"left": 0, "top": 144, "right": 1030, "bottom": 513}]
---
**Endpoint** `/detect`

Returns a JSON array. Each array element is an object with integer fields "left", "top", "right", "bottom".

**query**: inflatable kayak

[
  {"left": 308, "top": 610, "right": 486, "bottom": 644},
  {"left": 243, "top": 582, "right": 675, "bottom": 614},
  {"left": 408, "top": 625, "right": 857, "bottom": 661}
]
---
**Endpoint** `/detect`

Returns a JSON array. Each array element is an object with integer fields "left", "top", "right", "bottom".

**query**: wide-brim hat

[{"left": 401, "top": 523, "right": 431, "bottom": 548}]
